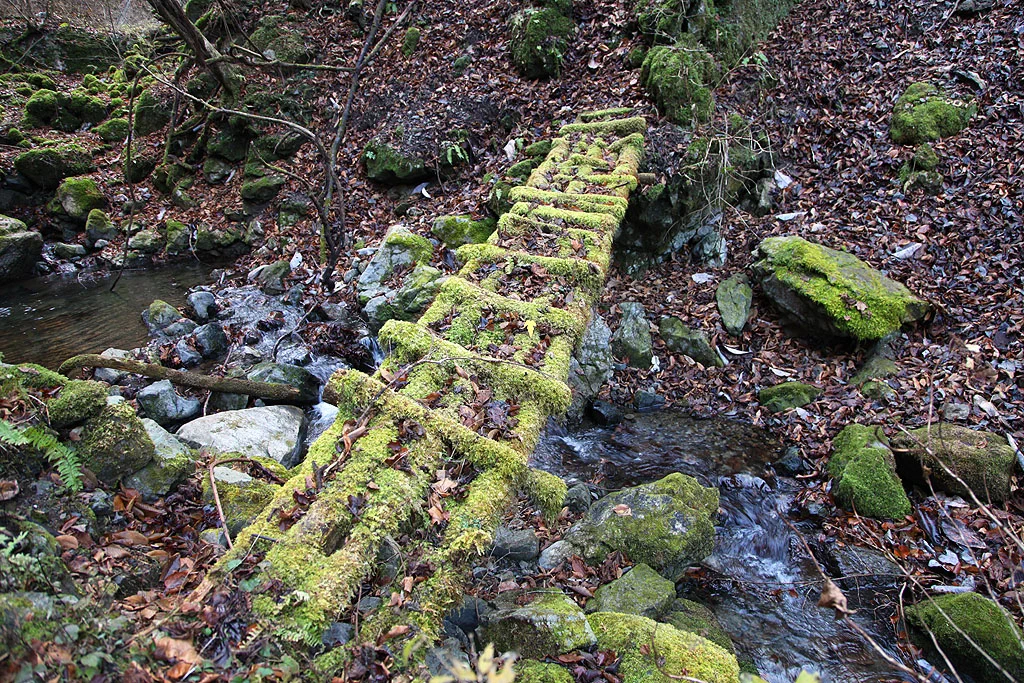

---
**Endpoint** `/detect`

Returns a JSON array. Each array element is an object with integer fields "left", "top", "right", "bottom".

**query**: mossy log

[
  {"left": 191, "top": 109, "right": 649, "bottom": 672},
  {"left": 58, "top": 354, "right": 304, "bottom": 402}
]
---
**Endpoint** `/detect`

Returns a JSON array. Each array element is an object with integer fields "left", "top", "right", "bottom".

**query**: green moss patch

[
  {"left": 891, "top": 82, "right": 974, "bottom": 145},
  {"left": 641, "top": 40, "right": 717, "bottom": 124},
  {"left": 905, "top": 592, "right": 1024, "bottom": 682},
  {"left": 758, "top": 381, "right": 819, "bottom": 412},
  {"left": 509, "top": 7, "right": 575, "bottom": 79},
  {"left": 828, "top": 424, "right": 910, "bottom": 519}
]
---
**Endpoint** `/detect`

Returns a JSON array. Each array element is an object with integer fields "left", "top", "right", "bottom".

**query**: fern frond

[{"left": 1, "top": 419, "right": 84, "bottom": 492}]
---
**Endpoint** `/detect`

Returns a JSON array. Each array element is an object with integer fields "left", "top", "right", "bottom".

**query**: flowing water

[
  {"left": 533, "top": 412, "right": 909, "bottom": 683},
  {"left": 0, "top": 265, "right": 214, "bottom": 368}
]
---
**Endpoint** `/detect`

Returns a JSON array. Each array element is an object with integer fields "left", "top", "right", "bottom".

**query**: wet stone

[{"left": 491, "top": 526, "right": 540, "bottom": 561}]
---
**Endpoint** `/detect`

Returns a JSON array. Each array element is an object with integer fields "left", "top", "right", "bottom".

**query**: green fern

[{"left": 0, "top": 419, "right": 84, "bottom": 492}]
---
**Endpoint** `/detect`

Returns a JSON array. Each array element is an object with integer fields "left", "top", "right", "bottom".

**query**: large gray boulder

[
  {"left": 0, "top": 214, "right": 43, "bottom": 284},
  {"left": 611, "top": 301, "right": 653, "bottom": 368},
  {"left": 176, "top": 405, "right": 307, "bottom": 467},
  {"left": 715, "top": 273, "right": 752, "bottom": 335},
  {"left": 562, "top": 472, "right": 718, "bottom": 581},
  {"left": 568, "top": 313, "right": 614, "bottom": 419},
  {"left": 585, "top": 563, "right": 675, "bottom": 618},
  {"left": 752, "top": 236, "right": 929, "bottom": 341},
  {"left": 123, "top": 419, "right": 196, "bottom": 500},
  {"left": 137, "top": 380, "right": 202, "bottom": 425}
]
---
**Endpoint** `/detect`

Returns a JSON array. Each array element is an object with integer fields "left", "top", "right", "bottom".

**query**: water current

[{"left": 533, "top": 411, "right": 910, "bottom": 683}]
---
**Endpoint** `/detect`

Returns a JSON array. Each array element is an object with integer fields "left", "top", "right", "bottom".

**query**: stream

[
  {"left": 0, "top": 265, "right": 214, "bottom": 368},
  {"left": 533, "top": 412, "right": 909, "bottom": 683}
]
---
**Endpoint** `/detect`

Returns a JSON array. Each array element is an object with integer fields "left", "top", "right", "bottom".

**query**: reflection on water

[
  {"left": 533, "top": 412, "right": 908, "bottom": 683},
  {"left": 0, "top": 266, "right": 213, "bottom": 368}
]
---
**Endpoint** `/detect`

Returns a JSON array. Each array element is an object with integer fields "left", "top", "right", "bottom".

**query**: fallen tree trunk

[{"left": 59, "top": 354, "right": 303, "bottom": 402}]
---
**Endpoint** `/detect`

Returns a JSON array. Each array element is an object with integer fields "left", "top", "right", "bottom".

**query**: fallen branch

[{"left": 58, "top": 354, "right": 305, "bottom": 402}]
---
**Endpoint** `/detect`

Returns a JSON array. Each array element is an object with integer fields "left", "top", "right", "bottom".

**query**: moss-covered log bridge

[{"left": 192, "top": 109, "right": 647, "bottom": 667}]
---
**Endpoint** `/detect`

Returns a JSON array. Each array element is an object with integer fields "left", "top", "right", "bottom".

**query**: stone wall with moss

[{"left": 195, "top": 110, "right": 646, "bottom": 671}]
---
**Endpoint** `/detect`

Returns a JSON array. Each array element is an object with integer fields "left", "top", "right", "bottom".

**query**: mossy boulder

[
  {"left": 164, "top": 219, "right": 190, "bottom": 255},
  {"left": 123, "top": 419, "right": 196, "bottom": 501},
  {"left": 48, "top": 380, "right": 108, "bottom": 428},
  {"left": 898, "top": 142, "right": 943, "bottom": 194},
  {"left": 891, "top": 423, "right": 1016, "bottom": 503},
  {"left": 13, "top": 144, "right": 94, "bottom": 189},
  {"left": 363, "top": 263, "right": 444, "bottom": 331},
  {"left": 716, "top": 273, "right": 753, "bottom": 335},
  {"left": 240, "top": 175, "right": 286, "bottom": 204},
  {"left": 249, "top": 16, "right": 315, "bottom": 64},
  {"left": 662, "top": 598, "right": 735, "bottom": 655},
  {"left": 828, "top": 424, "right": 910, "bottom": 519},
  {"left": 133, "top": 90, "right": 171, "bottom": 136},
  {"left": 362, "top": 138, "right": 429, "bottom": 184},
  {"left": 905, "top": 592, "right": 1024, "bottom": 683},
  {"left": 55, "top": 177, "right": 105, "bottom": 221},
  {"left": 659, "top": 316, "right": 722, "bottom": 367},
  {"left": 85, "top": 209, "right": 118, "bottom": 245},
  {"left": 208, "top": 129, "right": 251, "bottom": 162},
  {"left": 586, "top": 563, "right": 675, "bottom": 618},
  {"left": 430, "top": 214, "right": 496, "bottom": 247},
  {"left": 0, "top": 214, "right": 43, "bottom": 284},
  {"left": 125, "top": 154, "right": 158, "bottom": 184},
  {"left": 890, "top": 82, "right": 974, "bottom": 145},
  {"left": 851, "top": 355, "right": 897, "bottom": 386},
  {"left": 23, "top": 88, "right": 61, "bottom": 125},
  {"left": 563, "top": 472, "right": 718, "bottom": 581},
  {"left": 478, "top": 589, "right": 596, "bottom": 658},
  {"left": 752, "top": 236, "right": 930, "bottom": 341},
  {"left": 516, "top": 660, "right": 573, "bottom": 683},
  {"left": 641, "top": 40, "right": 717, "bottom": 124},
  {"left": 523, "top": 139, "right": 552, "bottom": 158},
  {"left": 357, "top": 225, "right": 434, "bottom": 304},
  {"left": 79, "top": 402, "right": 156, "bottom": 484},
  {"left": 509, "top": 7, "right": 575, "bottom": 79},
  {"left": 612, "top": 301, "right": 653, "bottom": 368},
  {"left": 93, "top": 117, "right": 130, "bottom": 142},
  {"left": 201, "top": 460, "right": 284, "bottom": 534},
  {"left": 758, "top": 381, "right": 819, "bottom": 412},
  {"left": 587, "top": 612, "right": 740, "bottom": 683},
  {"left": 143, "top": 299, "right": 186, "bottom": 332}
]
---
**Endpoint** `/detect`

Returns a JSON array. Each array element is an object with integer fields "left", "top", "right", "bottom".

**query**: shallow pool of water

[{"left": 0, "top": 265, "right": 214, "bottom": 368}]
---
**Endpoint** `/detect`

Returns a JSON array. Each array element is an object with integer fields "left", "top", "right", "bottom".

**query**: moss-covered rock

[
  {"left": 758, "top": 381, "right": 819, "bottom": 412},
  {"left": 586, "top": 563, "right": 675, "bottom": 618},
  {"left": 661, "top": 598, "right": 735, "bottom": 655},
  {"left": 659, "top": 315, "right": 722, "bottom": 367},
  {"left": 13, "top": 144, "right": 94, "bottom": 189},
  {"left": 362, "top": 138, "right": 429, "bottom": 183},
  {"left": 48, "top": 380, "right": 108, "bottom": 428},
  {"left": 80, "top": 402, "right": 155, "bottom": 484},
  {"left": 752, "top": 236, "right": 930, "bottom": 340},
  {"left": 55, "top": 177, "right": 105, "bottom": 221},
  {"left": 509, "top": 7, "right": 575, "bottom": 79},
  {"left": 133, "top": 90, "right": 170, "bottom": 136},
  {"left": 125, "top": 153, "right": 158, "bottom": 184},
  {"left": 563, "top": 472, "right": 718, "bottom": 580},
  {"left": 523, "top": 139, "right": 553, "bottom": 158},
  {"left": 202, "top": 460, "right": 284, "bottom": 534},
  {"left": 479, "top": 589, "right": 596, "bottom": 658},
  {"left": 23, "top": 88, "right": 61, "bottom": 125},
  {"left": 128, "top": 229, "right": 162, "bottom": 254},
  {"left": 93, "top": 117, "right": 130, "bottom": 142},
  {"left": 641, "top": 40, "right": 717, "bottom": 124},
  {"left": 85, "top": 209, "right": 117, "bottom": 245},
  {"left": 588, "top": 612, "right": 740, "bottom": 683},
  {"left": 612, "top": 301, "right": 654, "bottom": 368},
  {"left": 891, "top": 423, "right": 1016, "bottom": 503},
  {"left": 431, "top": 214, "right": 496, "bottom": 248},
  {"left": 828, "top": 424, "right": 910, "bottom": 519},
  {"left": 240, "top": 175, "right": 286, "bottom": 203},
  {"left": 208, "top": 129, "right": 251, "bottom": 162},
  {"left": 164, "top": 219, "right": 190, "bottom": 255},
  {"left": 891, "top": 82, "right": 974, "bottom": 145},
  {"left": 249, "top": 16, "right": 315, "bottom": 64},
  {"left": 905, "top": 592, "right": 1024, "bottom": 682},
  {"left": 0, "top": 214, "right": 43, "bottom": 284},
  {"left": 401, "top": 27, "right": 421, "bottom": 56},
  {"left": 516, "top": 660, "right": 573, "bottom": 683},
  {"left": 123, "top": 419, "right": 196, "bottom": 501},
  {"left": 716, "top": 273, "right": 753, "bottom": 335}
]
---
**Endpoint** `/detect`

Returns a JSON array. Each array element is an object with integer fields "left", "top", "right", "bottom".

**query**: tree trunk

[{"left": 146, "top": 0, "right": 237, "bottom": 97}]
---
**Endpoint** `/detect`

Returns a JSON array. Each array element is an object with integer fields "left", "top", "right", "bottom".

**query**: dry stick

[
  {"left": 228, "top": 43, "right": 355, "bottom": 72},
  {"left": 58, "top": 354, "right": 304, "bottom": 401}
]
